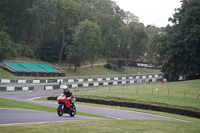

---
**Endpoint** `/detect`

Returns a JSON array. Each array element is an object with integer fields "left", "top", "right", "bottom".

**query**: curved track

[
  {"left": 0, "top": 108, "right": 104, "bottom": 125},
  {"left": 0, "top": 85, "right": 188, "bottom": 124}
]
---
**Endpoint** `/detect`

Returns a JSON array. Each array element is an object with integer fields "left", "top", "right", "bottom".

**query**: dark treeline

[
  {"left": 0, "top": 0, "right": 199, "bottom": 81},
  {"left": 0, "top": 0, "right": 161, "bottom": 65}
]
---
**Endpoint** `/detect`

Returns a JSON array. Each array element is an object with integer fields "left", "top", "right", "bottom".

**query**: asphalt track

[
  {"left": 0, "top": 84, "right": 188, "bottom": 124},
  {"left": 0, "top": 108, "right": 104, "bottom": 125}
]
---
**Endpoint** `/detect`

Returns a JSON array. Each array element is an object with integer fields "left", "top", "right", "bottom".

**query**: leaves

[
  {"left": 74, "top": 20, "right": 102, "bottom": 68},
  {"left": 159, "top": 0, "right": 200, "bottom": 81}
]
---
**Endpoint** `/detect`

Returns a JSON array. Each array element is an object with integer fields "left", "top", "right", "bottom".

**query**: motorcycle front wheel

[
  {"left": 57, "top": 105, "right": 64, "bottom": 116},
  {"left": 69, "top": 105, "right": 76, "bottom": 117}
]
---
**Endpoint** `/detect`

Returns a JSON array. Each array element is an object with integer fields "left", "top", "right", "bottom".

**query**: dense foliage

[
  {"left": 158, "top": 0, "right": 200, "bottom": 81},
  {"left": 0, "top": 0, "right": 152, "bottom": 65},
  {"left": 0, "top": 0, "right": 199, "bottom": 81}
]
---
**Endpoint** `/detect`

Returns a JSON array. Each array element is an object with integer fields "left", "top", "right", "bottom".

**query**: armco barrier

[
  {"left": 0, "top": 74, "right": 164, "bottom": 84},
  {"left": 47, "top": 97, "right": 200, "bottom": 119},
  {"left": 44, "top": 78, "right": 163, "bottom": 90},
  {"left": 0, "top": 86, "right": 34, "bottom": 91}
]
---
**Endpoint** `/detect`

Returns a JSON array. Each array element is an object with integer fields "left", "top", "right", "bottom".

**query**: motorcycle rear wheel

[{"left": 57, "top": 105, "right": 64, "bottom": 116}]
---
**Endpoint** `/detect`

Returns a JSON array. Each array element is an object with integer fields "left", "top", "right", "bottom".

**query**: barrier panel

[
  {"left": 0, "top": 86, "right": 34, "bottom": 91},
  {"left": 47, "top": 97, "right": 200, "bottom": 119},
  {"left": 0, "top": 73, "right": 164, "bottom": 84}
]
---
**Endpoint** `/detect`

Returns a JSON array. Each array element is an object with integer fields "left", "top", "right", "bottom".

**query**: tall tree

[
  {"left": 159, "top": 0, "right": 200, "bottom": 81},
  {"left": 0, "top": 31, "right": 16, "bottom": 61},
  {"left": 146, "top": 25, "right": 160, "bottom": 65},
  {"left": 74, "top": 20, "right": 102, "bottom": 68},
  {"left": 31, "top": 0, "right": 79, "bottom": 63},
  {"left": 127, "top": 22, "right": 148, "bottom": 60}
]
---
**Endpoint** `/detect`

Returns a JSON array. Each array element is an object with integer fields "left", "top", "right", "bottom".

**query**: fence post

[
  {"left": 109, "top": 87, "right": 110, "bottom": 93},
  {"left": 184, "top": 90, "right": 186, "bottom": 97},
  {"left": 168, "top": 88, "right": 169, "bottom": 96}
]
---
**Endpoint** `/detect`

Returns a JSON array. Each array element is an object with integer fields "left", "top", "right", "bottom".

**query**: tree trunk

[
  {"left": 91, "top": 60, "right": 94, "bottom": 68},
  {"left": 130, "top": 51, "right": 133, "bottom": 60},
  {"left": 59, "top": 32, "right": 66, "bottom": 65},
  {"left": 74, "top": 66, "right": 77, "bottom": 71},
  {"left": 68, "top": 63, "right": 71, "bottom": 71}
]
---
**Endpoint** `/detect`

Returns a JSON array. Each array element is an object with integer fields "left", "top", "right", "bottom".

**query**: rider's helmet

[{"left": 63, "top": 85, "right": 69, "bottom": 94}]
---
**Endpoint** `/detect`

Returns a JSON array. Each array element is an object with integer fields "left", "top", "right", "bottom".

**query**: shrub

[{"left": 104, "top": 62, "right": 112, "bottom": 70}]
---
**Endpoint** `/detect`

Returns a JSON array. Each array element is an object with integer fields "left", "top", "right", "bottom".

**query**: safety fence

[
  {"left": 44, "top": 77, "right": 163, "bottom": 90},
  {"left": 0, "top": 86, "right": 34, "bottom": 91},
  {"left": 47, "top": 97, "right": 200, "bottom": 119},
  {"left": 0, "top": 74, "right": 163, "bottom": 84}
]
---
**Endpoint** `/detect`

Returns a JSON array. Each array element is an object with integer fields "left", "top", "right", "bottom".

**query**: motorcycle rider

[{"left": 63, "top": 85, "right": 73, "bottom": 104}]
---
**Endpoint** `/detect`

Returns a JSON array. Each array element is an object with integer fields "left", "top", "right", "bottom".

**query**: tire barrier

[
  {"left": 47, "top": 97, "right": 200, "bottom": 119},
  {"left": 0, "top": 86, "right": 34, "bottom": 91},
  {"left": 0, "top": 74, "right": 163, "bottom": 84},
  {"left": 44, "top": 78, "right": 163, "bottom": 90}
]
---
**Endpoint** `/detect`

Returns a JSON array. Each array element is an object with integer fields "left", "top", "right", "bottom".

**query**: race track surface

[
  {"left": 0, "top": 108, "right": 104, "bottom": 125},
  {"left": 0, "top": 84, "right": 188, "bottom": 124}
]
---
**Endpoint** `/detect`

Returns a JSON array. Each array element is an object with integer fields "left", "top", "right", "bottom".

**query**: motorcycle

[{"left": 57, "top": 94, "right": 76, "bottom": 117}]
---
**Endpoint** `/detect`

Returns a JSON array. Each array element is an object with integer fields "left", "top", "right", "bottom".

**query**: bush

[
  {"left": 113, "top": 65, "right": 118, "bottom": 71},
  {"left": 21, "top": 45, "right": 35, "bottom": 58},
  {"left": 104, "top": 62, "right": 112, "bottom": 70}
]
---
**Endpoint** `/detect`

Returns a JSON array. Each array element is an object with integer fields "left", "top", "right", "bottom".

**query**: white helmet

[
  {"left": 63, "top": 85, "right": 68, "bottom": 89},
  {"left": 63, "top": 85, "right": 69, "bottom": 93}
]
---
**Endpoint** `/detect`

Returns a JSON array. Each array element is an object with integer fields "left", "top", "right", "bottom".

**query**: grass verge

[
  {"left": 73, "top": 80, "right": 200, "bottom": 112},
  {"left": 0, "top": 98, "right": 112, "bottom": 119},
  {"left": 0, "top": 98, "right": 56, "bottom": 113},
  {"left": 0, "top": 119, "right": 200, "bottom": 133}
]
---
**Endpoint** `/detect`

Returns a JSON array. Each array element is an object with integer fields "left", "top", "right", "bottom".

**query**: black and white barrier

[
  {"left": 0, "top": 86, "right": 34, "bottom": 91},
  {"left": 0, "top": 74, "right": 163, "bottom": 84},
  {"left": 44, "top": 78, "right": 163, "bottom": 90}
]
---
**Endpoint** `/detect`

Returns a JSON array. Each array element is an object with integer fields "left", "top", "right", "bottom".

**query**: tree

[
  {"left": 159, "top": 0, "right": 200, "bottom": 81},
  {"left": 74, "top": 20, "right": 102, "bottom": 68},
  {"left": 146, "top": 25, "right": 160, "bottom": 66},
  {"left": 117, "top": 12, "right": 139, "bottom": 58},
  {"left": 37, "top": 40, "right": 60, "bottom": 62},
  {"left": 65, "top": 44, "right": 84, "bottom": 71},
  {"left": 127, "top": 22, "right": 148, "bottom": 60},
  {"left": 84, "top": 0, "right": 125, "bottom": 58},
  {"left": 123, "top": 11, "right": 138, "bottom": 24},
  {"left": 31, "top": 0, "right": 79, "bottom": 63},
  {"left": 0, "top": 31, "right": 16, "bottom": 61}
]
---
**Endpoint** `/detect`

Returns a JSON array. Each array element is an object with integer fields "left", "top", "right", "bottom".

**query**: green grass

[
  {"left": 1, "top": 57, "right": 160, "bottom": 78},
  {"left": 0, "top": 65, "right": 160, "bottom": 79},
  {"left": 0, "top": 67, "right": 16, "bottom": 78},
  {"left": 0, "top": 119, "right": 200, "bottom": 133},
  {"left": 1, "top": 93, "right": 200, "bottom": 132},
  {"left": 0, "top": 98, "right": 111, "bottom": 119},
  {"left": 0, "top": 98, "right": 56, "bottom": 113},
  {"left": 62, "top": 65, "right": 161, "bottom": 77},
  {"left": 0, "top": 65, "right": 160, "bottom": 78},
  {"left": 73, "top": 79, "right": 200, "bottom": 111}
]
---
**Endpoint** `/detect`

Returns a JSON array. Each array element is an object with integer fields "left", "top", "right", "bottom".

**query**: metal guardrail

[
  {"left": 0, "top": 73, "right": 164, "bottom": 84},
  {"left": 0, "top": 86, "right": 34, "bottom": 91}
]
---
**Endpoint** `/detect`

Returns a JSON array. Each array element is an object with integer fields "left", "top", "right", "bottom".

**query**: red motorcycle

[{"left": 57, "top": 94, "right": 76, "bottom": 117}]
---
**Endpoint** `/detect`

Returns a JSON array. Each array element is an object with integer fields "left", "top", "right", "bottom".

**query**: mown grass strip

[
  {"left": 73, "top": 80, "right": 200, "bottom": 111},
  {"left": 0, "top": 98, "right": 56, "bottom": 113},
  {"left": 0, "top": 119, "right": 200, "bottom": 133},
  {"left": 0, "top": 98, "right": 112, "bottom": 119}
]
